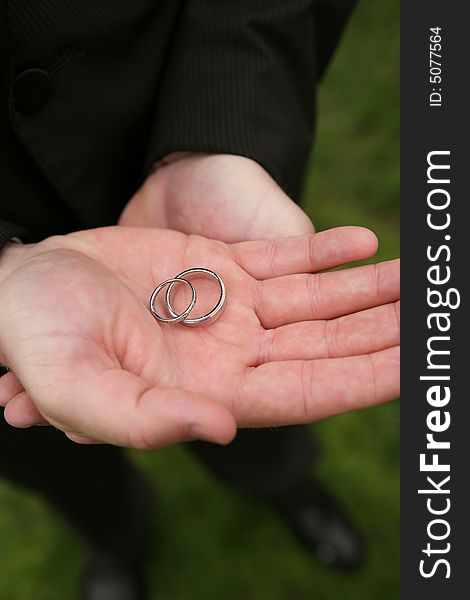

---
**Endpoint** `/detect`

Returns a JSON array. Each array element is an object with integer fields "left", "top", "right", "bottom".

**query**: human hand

[
  {"left": 0, "top": 226, "right": 399, "bottom": 448},
  {"left": 119, "top": 154, "right": 314, "bottom": 241}
]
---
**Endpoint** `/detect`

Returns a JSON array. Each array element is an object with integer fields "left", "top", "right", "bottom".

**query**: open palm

[{"left": 0, "top": 226, "right": 399, "bottom": 448}]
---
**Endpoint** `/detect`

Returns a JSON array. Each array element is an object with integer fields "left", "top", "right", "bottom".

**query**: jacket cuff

[
  {"left": 0, "top": 220, "right": 31, "bottom": 252},
  {"left": 144, "top": 1, "right": 318, "bottom": 199}
]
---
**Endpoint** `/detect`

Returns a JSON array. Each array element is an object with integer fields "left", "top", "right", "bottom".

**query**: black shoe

[{"left": 267, "top": 479, "right": 366, "bottom": 571}]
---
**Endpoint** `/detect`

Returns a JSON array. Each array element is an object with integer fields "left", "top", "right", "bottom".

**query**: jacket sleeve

[
  {"left": 0, "top": 220, "right": 30, "bottom": 252},
  {"left": 145, "top": 0, "right": 356, "bottom": 197}
]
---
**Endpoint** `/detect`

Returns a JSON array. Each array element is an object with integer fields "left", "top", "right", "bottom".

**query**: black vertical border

[{"left": 401, "top": 1, "right": 469, "bottom": 597}]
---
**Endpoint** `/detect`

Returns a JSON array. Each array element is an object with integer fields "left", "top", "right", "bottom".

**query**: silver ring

[
  {"left": 150, "top": 277, "right": 197, "bottom": 323},
  {"left": 165, "top": 268, "right": 226, "bottom": 326}
]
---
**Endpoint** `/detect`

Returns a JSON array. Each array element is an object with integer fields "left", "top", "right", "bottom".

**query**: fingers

[
  {"left": 0, "top": 376, "right": 108, "bottom": 442},
  {"left": 43, "top": 369, "right": 237, "bottom": 449},
  {"left": 236, "top": 346, "right": 400, "bottom": 426},
  {"left": 4, "top": 393, "right": 105, "bottom": 442},
  {"left": 259, "top": 301, "right": 400, "bottom": 363},
  {"left": 256, "top": 259, "right": 400, "bottom": 328},
  {"left": 232, "top": 227, "right": 378, "bottom": 279},
  {"left": 3, "top": 392, "right": 49, "bottom": 427},
  {"left": 0, "top": 371, "right": 24, "bottom": 407},
  {"left": 0, "top": 371, "right": 49, "bottom": 427}
]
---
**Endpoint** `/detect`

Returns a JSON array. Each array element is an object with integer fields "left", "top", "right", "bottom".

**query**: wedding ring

[
  {"left": 165, "top": 268, "right": 226, "bottom": 327},
  {"left": 149, "top": 277, "right": 197, "bottom": 324}
]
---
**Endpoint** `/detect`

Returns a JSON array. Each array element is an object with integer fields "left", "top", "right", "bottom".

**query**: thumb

[
  {"left": 34, "top": 369, "right": 237, "bottom": 449},
  {"left": 251, "top": 186, "right": 315, "bottom": 240},
  {"left": 219, "top": 157, "right": 315, "bottom": 240}
]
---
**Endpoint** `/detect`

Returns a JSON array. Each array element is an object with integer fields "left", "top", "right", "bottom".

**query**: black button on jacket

[
  {"left": 13, "top": 69, "right": 53, "bottom": 115},
  {"left": 0, "top": 0, "right": 356, "bottom": 244}
]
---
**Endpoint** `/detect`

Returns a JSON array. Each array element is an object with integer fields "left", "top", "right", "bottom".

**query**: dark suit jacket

[{"left": 0, "top": 0, "right": 356, "bottom": 247}]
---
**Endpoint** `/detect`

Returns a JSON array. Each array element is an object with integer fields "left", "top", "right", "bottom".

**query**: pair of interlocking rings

[{"left": 149, "top": 268, "right": 226, "bottom": 327}]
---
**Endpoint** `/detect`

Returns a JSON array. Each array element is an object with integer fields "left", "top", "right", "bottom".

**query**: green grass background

[{"left": 0, "top": 1, "right": 399, "bottom": 598}]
